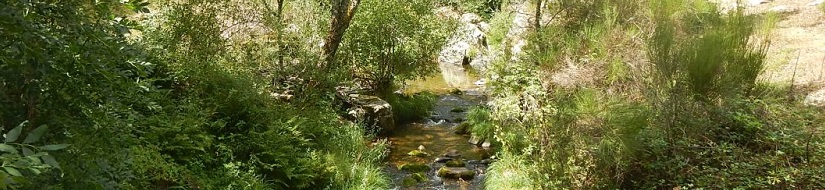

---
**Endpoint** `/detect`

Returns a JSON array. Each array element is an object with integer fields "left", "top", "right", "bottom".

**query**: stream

[{"left": 384, "top": 72, "right": 495, "bottom": 190}]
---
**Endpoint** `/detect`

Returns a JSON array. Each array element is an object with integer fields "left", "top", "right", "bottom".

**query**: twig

[{"left": 789, "top": 50, "right": 800, "bottom": 100}]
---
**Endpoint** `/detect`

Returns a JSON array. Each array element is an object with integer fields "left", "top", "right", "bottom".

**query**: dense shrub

[
  {"left": 1, "top": 0, "right": 390, "bottom": 189},
  {"left": 386, "top": 92, "right": 437, "bottom": 123}
]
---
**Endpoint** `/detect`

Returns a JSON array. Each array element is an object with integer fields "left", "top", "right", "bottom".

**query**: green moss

[
  {"left": 458, "top": 170, "right": 475, "bottom": 180},
  {"left": 399, "top": 163, "right": 431, "bottom": 173},
  {"left": 411, "top": 172, "right": 428, "bottom": 182},
  {"left": 446, "top": 160, "right": 465, "bottom": 167},
  {"left": 402, "top": 177, "right": 417, "bottom": 187},
  {"left": 437, "top": 167, "right": 450, "bottom": 177},
  {"left": 436, "top": 167, "right": 475, "bottom": 180}
]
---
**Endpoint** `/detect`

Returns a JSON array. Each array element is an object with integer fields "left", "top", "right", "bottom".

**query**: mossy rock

[
  {"left": 402, "top": 177, "right": 417, "bottom": 187},
  {"left": 453, "top": 122, "right": 471, "bottom": 134},
  {"left": 411, "top": 172, "right": 427, "bottom": 182},
  {"left": 446, "top": 160, "right": 465, "bottom": 167},
  {"left": 458, "top": 170, "right": 475, "bottom": 180},
  {"left": 399, "top": 163, "right": 430, "bottom": 173},
  {"left": 407, "top": 150, "right": 430, "bottom": 157},
  {"left": 437, "top": 167, "right": 475, "bottom": 180}
]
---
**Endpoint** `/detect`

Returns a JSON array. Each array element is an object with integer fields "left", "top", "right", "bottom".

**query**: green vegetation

[
  {"left": 820, "top": 2, "right": 825, "bottom": 14},
  {"left": 439, "top": 0, "right": 505, "bottom": 18},
  {"left": 0, "top": 0, "right": 444, "bottom": 189},
  {"left": 341, "top": 0, "right": 451, "bottom": 94},
  {"left": 485, "top": 0, "right": 825, "bottom": 189},
  {"left": 466, "top": 107, "right": 495, "bottom": 143},
  {"left": 2, "top": 0, "right": 823, "bottom": 189},
  {"left": 399, "top": 163, "right": 431, "bottom": 173},
  {"left": 387, "top": 92, "right": 437, "bottom": 123},
  {"left": 445, "top": 160, "right": 466, "bottom": 167}
]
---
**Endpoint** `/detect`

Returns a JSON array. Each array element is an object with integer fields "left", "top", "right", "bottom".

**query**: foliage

[
  {"left": 648, "top": 0, "right": 768, "bottom": 100},
  {"left": 0, "top": 122, "right": 66, "bottom": 189},
  {"left": 386, "top": 92, "right": 437, "bottom": 123},
  {"left": 485, "top": 0, "right": 825, "bottom": 189},
  {"left": 438, "top": 0, "right": 504, "bottom": 19},
  {"left": 340, "top": 0, "right": 451, "bottom": 94},
  {"left": 484, "top": 154, "right": 537, "bottom": 190},
  {"left": 2, "top": 0, "right": 392, "bottom": 189},
  {"left": 486, "top": 11, "right": 515, "bottom": 50},
  {"left": 466, "top": 107, "right": 495, "bottom": 141}
]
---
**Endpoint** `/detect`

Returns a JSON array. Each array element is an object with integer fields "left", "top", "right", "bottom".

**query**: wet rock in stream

[
  {"left": 434, "top": 157, "right": 453, "bottom": 163},
  {"left": 437, "top": 167, "right": 476, "bottom": 180}
]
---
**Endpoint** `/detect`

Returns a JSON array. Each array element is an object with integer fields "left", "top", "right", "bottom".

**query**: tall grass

[
  {"left": 484, "top": 154, "right": 538, "bottom": 190},
  {"left": 466, "top": 106, "right": 494, "bottom": 141},
  {"left": 648, "top": 0, "right": 768, "bottom": 100},
  {"left": 322, "top": 124, "right": 390, "bottom": 190},
  {"left": 385, "top": 92, "right": 437, "bottom": 123},
  {"left": 485, "top": 0, "right": 825, "bottom": 189}
]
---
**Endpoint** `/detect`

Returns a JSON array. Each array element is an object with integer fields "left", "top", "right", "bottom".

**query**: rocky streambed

[{"left": 384, "top": 89, "right": 495, "bottom": 190}]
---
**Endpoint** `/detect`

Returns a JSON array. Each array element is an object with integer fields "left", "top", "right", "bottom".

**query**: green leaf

[
  {"left": 42, "top": 155, "right": 60, "bottom": 169},
  {"left": 3, "top": 167, "right": 21, "bottom": 177},
  {"left": 39, "top": 144, "right": 70, "bottom": 151},
  {"left": 21, "top": 147, "right": 33, "bottom": 156},
  {"left": 29, "top": 168, "right": 41, "bottom": 175},
  {"left": 23, "top": 125, "right": 48, "bottom": 144},
  {"left": 5, "top": 121, "right": 25, "bottom": 143},
  {"left": 0, "top": 144, "right": 17, "bottom": 154}
]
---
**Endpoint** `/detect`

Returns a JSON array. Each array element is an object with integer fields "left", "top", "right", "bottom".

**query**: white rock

[
  {"left": 477, "top": 22, "right": 491, "bottom": 33},
  {"left": 474, "top": 79, "right": 487, "bottom": 86},
  {"left": 808, "top": 0, "right": 825, "bottom": 6},
  {"left": 804, "top": 88, "right": 825, "bottom": 107},
  {"left": 460, "top": 13, "right": 482, "bottom": 24},
  {"left": 768, "top": 5, "right": 796, "bottom": 13}
]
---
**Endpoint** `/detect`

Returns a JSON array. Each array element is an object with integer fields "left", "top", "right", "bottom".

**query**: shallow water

[{"left": 386, "top": 71, "right": 491, "bottom": 190}]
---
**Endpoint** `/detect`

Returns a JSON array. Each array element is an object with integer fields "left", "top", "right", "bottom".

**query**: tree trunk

[
  {"left": 534, "top": 0, "right": 542, "bottom": 30},
  {"left": 322, "top": 0, "right": 361, "bottom": 71}
]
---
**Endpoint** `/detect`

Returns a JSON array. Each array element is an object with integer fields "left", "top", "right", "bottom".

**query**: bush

[
  {"left": 1, "top": 0, "right": 392, "bottom": 189},
  {"left": 466, "top": 107, "right": 494, "bottom": 141},
  {"left": 386, "top": 92, "right": 437, "bottom": 123}
]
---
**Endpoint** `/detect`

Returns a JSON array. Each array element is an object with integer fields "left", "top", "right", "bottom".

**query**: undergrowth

[{"left": 485, "top": 0, "right": 825, "bottom": 189}]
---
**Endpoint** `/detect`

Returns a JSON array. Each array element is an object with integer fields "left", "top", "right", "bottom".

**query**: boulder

[
  {"left": 468, "top": 135, "right": 484, "bottom": 146},
  {"left": 442, "top": 149, "right": 462, "bottom": 158},
  {"left": 437, "top": 167, "right": 475, "bottom": 180},
  {"left": 805, "top": 88, "right": 825, "bottom": 107},
  {"left": 481, "top": 140, "right": 492, "bottom": 149},
  {"left": 408, "top": 150, "right": 430, "bottom": 157},
  {"left": 336, "top": 87, "right": 395, "bottom": 134},
  {"left": 399, "top": 163, "right": 431, "bottom": 173},
  {"left": 438, "top": 13, "right": 492, "bottom": 87}
]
